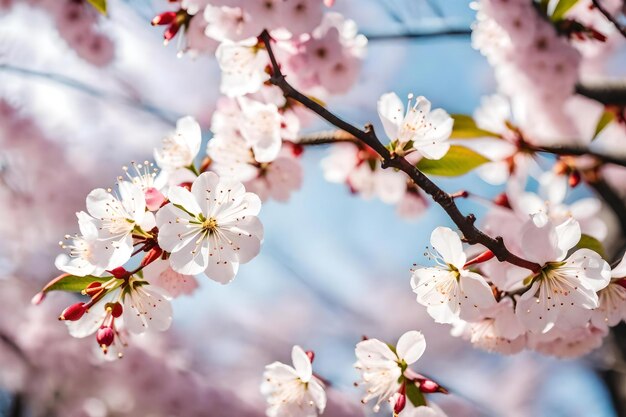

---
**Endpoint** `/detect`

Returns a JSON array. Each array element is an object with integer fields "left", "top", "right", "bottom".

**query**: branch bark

[{"left": 260, "top": 30, "right": 540, "bottom": 272}]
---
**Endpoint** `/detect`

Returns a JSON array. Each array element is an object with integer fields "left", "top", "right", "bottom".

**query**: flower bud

[
  {"left": 393, "top": 393, "right": 406, "bottom": 415},
  {"left": 493, "top": 193, "right": 511, "bottom": 209},
  {"left": 106, "top": 302, "right": 123, "bottom": 318},
  {"left": 145, "top": 187, "right": 167, "bottom": 211},
  {"left": 151, "top": 11, "right": 177, "bottom": 26},
  {"left": 163, "top": 22, "right": 181, "bottom": 44},
  {"left": 59, "top": 302, "right": 88, "bottom": 321},
  {"left": 291, "top": 143, "right": 304, "bottom": 157},
  {"left": 96, "top": 326, "right": 115, "bottom": 348},
  {"left": 109, "top": 267, "right": 130, "bottom": 279},
  {"left": 464, "top": 250, "right": 495, "bottom": 268},
  {"left": 569, "top": 170, "right": 581, "bottom": 188},
  {"left": 141, "top": 247, "right": 163, "bottom": 268},
  {"left": 418, "top": 378, "right": 448, "bottom": 394},
  {"left": 305, "top": 350, "right": 315, "bottom": 363},
  {"left": 83, "top": 281, "right": 103, "bottom": 297},
  {"left": 31, "top": 292, "right": 45, "bottom": 305}
]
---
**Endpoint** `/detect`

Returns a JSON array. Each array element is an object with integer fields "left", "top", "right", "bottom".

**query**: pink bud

[
  {"left": 96, "top": 327, "right": 115, "bottom": 348},
  {"left": 31, "top": 292, "right": 46, "bottom": 305},
  {"left": 83, "top": 281, "right": 103, "bottom": 297},
  {"left": 291, "top": 143, "right": 304, "bottom": 157},
  {"left": 59, "top": 302, "right": 87, "bottom": 321},
  {"left": 305, "top": 350, "right": 315, "bottom": 363},
  {"left": 145, "top": 187, "right": 166, "bottom": 211},
  {"left": 324, "top": 0, "right": 335, "bottom": 6},
  {"left": 418, "top": 378, "right": 448, "bottom": 394},
  {"left": 493, "top": 193, "right": 511, "bottom": 209},
  {"left": 151, "top": 11, "right": 177, "bottom": 26}
]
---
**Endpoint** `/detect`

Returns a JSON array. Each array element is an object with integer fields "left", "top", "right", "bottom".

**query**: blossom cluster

[
  {"left": 1, "top": 0, "right": 114, "bottom": 66},
  {"left": 260, "top": 331, "right": 449, "bottom": 417},
  {"left": 44, "top": 116, "right": 264, "bottom": 357}
]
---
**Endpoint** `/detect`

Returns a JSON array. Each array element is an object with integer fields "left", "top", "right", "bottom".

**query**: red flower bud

[
  {"left": 96, "top": 326, "right": 115, "bottom": 348},
  {"left": 83, "top": 281, "right": 103, "bottom": 297},
  {"left": 59, "top": 302, "right": 87, "bottom": 321},
  {"left": 393, "top": 393, "right": 406, "bottom": 415},
  {"left": 418, "top": 378, "right": 448, "bottom": 394},
  {"left": 569, "top": 170, "right": 581, "bottom": 188},
  {"left": 163, "top": 22, "right": 181, "bottom": 44},
  {"left": 493, "top": 193, "right": 511, "bottom": 209},
  {"left": 305, "top": 350, "right": 315, "bottom": 363},
  {"left": 141, "top": 247, "right": 163, "bottom": 268},
  {"left": 464, "top": 250, "right": 495, "bottom": 268},
  {"left": 151, "top": 11, "right": 177, "bottom": 26},
  {"left": 109, "top": 267, "right": 130, "bottom": 279},
  {"left": 106, "top": 302, "right": 123, "bottom": 318},
  {"left": 179, "top": 181, "right": 193, "bottom": 191},
  {"left": 292, "top": 143, "right": 304, "bottom": 157}
]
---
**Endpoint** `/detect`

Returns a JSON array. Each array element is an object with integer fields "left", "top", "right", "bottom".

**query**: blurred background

[{"left": 0, "top": 0, "right": 624, "bottom": 416}]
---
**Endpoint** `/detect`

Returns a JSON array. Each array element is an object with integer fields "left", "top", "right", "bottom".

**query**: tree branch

[
  {"left": 299, "top": 130, "right": 626, "bottom": 168},
  {"left": 363, "top": 28, "right": 472, "bottom": 41},
  {"left": 260, "top": 30, "right": 540, "bottom": 272},
  {"left": 591, "top": 0, "right": 626, "bottom": 39},
  {"left": 576, "top": 79, "right": 626, "bottom": 106}
]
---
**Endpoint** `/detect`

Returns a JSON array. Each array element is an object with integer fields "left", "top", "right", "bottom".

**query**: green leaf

[
  {"left": 551, "top": 0, "right": 579, "bottom": 21},
  {"left": 86, "top": 0, "right": 107, "bottom": 15},
  {"left": 450, "top": 114, "right": 501, "bottom": 139},
  {"left": 405, "top": 382, "right": 427, "bottom": 407},
  {"left": 592, "top": 111, "right": 615, "bottom": 140},
  {"left": 41, "top": 274, "right": 111, "bottom": 294},
  {"left": 572, "top": 234, "right": 606, "bottom": 258},
  {"left": 416, "top": 145, "right": 491, "bottom": 176}
]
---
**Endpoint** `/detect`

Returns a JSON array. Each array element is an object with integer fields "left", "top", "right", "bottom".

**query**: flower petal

[{"left": 395, "top": 330, "right": 426, "bottom": 365}]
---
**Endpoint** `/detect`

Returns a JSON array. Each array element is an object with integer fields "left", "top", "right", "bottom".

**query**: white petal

[
  {"left": 291, "top": 345, "right": 312, "bottom": 383},
  {"left": 395, "top": 330, "right": 426, "bottom": 365},
  {"left": 430, "top": 227, "right": 466, "bottom": 268},
  {"left": 167, "top": 186, "right": 202, "bottom": 216},
  {"left": 176, "top": 116, "right": 202, "bottom": 159},
  {"left": 416, "top": 142, "right": 450, "bottom": 160},
  {"left": 308, "top": 379, "right": 327, "bottom": 413},
  {"left": 612, "top": 252, "right": 626, "bottom": 278},
  {"left": 377, "top": 92, "right": 404, "bottom": 140},
  {"left": 554, "top": 217, "right": 581, "bottom": 258}
]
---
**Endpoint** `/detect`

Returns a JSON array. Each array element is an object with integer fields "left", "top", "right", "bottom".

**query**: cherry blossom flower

[
  {"left": 377, "top": 92, "right": 452, "bottom": 160},
  {"left": 237, "top": 96, "right": 283, "bottom": 163},
  {"left": 354, "top": 331, "right": 426, "bottom": 412},
  {"left": 155, "top": 171, "right": 263, "bottom": 283},
  {"left": 81, "top": 181, "right": 150, "bottom": 269},
  {"left": 261, "top": 345, "right": 326, "bottom": 417},
  {"left": 411, "top": 227, "right": 496, "bottom": 324},
  {"left": 55, "top": 212, "right": 107, "bottom": 276},
  {"left": 154, "top": 116, "right": 202, "bottom": 173},
  {"left": 591, "top": 252, "right": 626, "bottom": 329},
  {"left": 215, "top": 37, "right": 270, "bottom": 97},
  {"left": 515, "top": 215, "right": 611, "bottom": 334}
]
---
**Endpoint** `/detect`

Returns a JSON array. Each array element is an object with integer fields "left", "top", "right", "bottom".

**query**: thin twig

[
  {"left": 260, "top": 30, "right": 541, "bottom": 272},
  {"left": 591, "top": 0, "right": 626, "bottom": 39},
  {"left": 363, "top": 28, "right": 472, "bottom": 41}
]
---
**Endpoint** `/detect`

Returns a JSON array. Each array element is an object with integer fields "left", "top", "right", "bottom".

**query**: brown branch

[
  {"left": 299, "top": 130, "right": 626, "bottom": 168},
  {"left": 531, "top": 144, "right": 626, "bottom": 168},
  {"left": 260, "top": 30, "right": 540, "bottom": 272},
  {"left": 576, "top": 80, "right": 626, "bottom": 106},
  {"left": 363, "top": 28, "right": 472, "bottom": 41},
  {"left": 591, "top": 0, "right": 626, "bottom": 39}
]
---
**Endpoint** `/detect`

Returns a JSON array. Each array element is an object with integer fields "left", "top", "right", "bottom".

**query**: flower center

[{"left": 202, "top": 217, "right": 218, "bottom": 234}]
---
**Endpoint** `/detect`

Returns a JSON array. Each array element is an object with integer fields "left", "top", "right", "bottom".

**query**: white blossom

[
  {"left": 411, "top": 227, "right": 496, "bottom": 324},
  {"left": 155, "top": 171, "right": 263, "bottom": 283},
  {"left": 154, "top": 116, "right": 202, "bottom": 172},
  {"left": 261, "top": 345, "right": 326, "bottom": 417}
]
